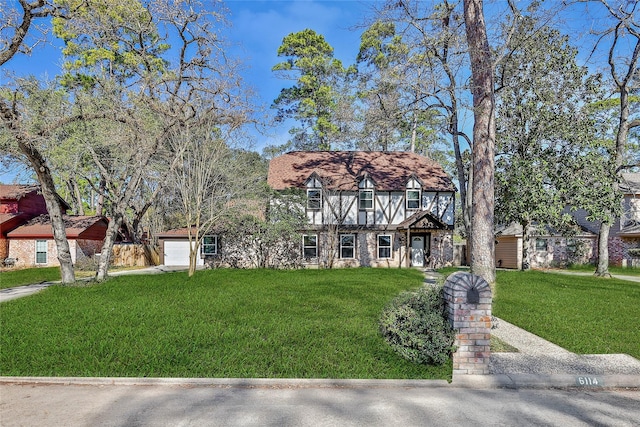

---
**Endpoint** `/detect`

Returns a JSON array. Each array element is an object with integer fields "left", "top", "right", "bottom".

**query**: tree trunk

[
  {"left": 17, "top": 138, "right": 76, "bottom": 283},
  {"left": 464, "top": 0, "right": 496, "bottom": 284},
  {"left": 188, "top": 244, "right": 197, "bottom": 277},
  {"left": 96, "top": 213, "right": 123, "bottom": 281},
  {"left": 595, "top": 222, "right": 612, "bottom": 277},
  {"left": 410, "top": 111, "right": 418, "bottom": 153},
  {"left": 95, "top": 178, "right": 106, "bottom": 216},
  {"left": 522, "top": 220, "right": 532, "bottom": 271},
  {"left": 464, "top": 161, "right": 473, "bottom": 243},
  {"left": 69, "top": 178, "right": 85, "bottom": 215}
]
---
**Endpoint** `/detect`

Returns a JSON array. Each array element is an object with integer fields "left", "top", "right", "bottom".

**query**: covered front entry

[{"left": 398, "top": 210, "right": 450, "bottom": 268}]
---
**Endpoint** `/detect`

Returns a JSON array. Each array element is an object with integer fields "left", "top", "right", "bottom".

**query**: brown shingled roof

[
  {"left": 6, "top": 215, "right": 108, "bottom": 239},
  {"left": 267, "top": 151, "right": 456, "bottom": 192},
  {"left": 0, "top": 184, "right": 40, "bottom": 200}
]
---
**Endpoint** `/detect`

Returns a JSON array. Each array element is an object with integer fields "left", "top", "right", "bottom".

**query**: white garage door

[{"left": 163, "top": 240, "right": 204, "bottom": 266}]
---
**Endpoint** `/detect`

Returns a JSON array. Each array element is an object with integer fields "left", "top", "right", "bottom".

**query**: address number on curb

[{"left": 576, "top": 376, "right": 603, "bottom": 386}]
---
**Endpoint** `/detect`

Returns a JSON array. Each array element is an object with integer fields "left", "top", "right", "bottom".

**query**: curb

[
  {"left": 2, "top": 375, "right": 639, "bottom": 390},
  {"left": 452, "top": 373, "right": 640, "bottom": 389}
]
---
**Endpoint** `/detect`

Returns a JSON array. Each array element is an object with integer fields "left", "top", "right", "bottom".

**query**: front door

[{"left": 411, "top": 236, "right": 424, "bottom": 267}]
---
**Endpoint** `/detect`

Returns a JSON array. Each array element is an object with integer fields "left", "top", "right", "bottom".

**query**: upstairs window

[
  {"left": 307, "top": 189, "right": 322, "bottom": 210},
  {"left": 378, "top": 235, "right": 392, "bottom": 259},
  {"left": 201, "top": 235, "right": 218, "bottom": 256},
  {"left": 359, "top": 190, "right": 374, "bottom": 210},
  {"left": 303, "top": 234, "right": 318, "bottom": 258},
  {"left": 340, "top": 234, "right": 355, "bottom": 259},
  {"left": 406, "top": 190, "right": 421, "bottom": 210}
]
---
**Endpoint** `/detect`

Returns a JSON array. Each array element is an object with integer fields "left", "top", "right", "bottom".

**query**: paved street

[{"left": 1, "top": 379, "right": 639, "bottom": 427}]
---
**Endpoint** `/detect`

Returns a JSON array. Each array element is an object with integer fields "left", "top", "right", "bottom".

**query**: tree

[
  {"left": 167, "top": 122, "right": 262, "bottom": 276},
  {"left": 52, "top": 0, "right": 254, "bottom": 280},
  {"left": 271, "top": 29, "right": 349, "bottom": 151},
  {"left": 1, "top": 0, "right": 77, "bottom": 283},
  {"left": 0, "top": 0, "right": 59, "bottom": 66},
  {"left": 368, "top": 1, "right": 472, "bottom": 234},
  {"left": 495, "top": 17, "right": 601, "bottom": 270},
  {"left": 589, "top": 0, "right": 640, "bottom": 276},
  {"left": 222, "top": 189, "right": 307, "bottom": 269},
  {"left": 463, "top": 0, "right": 496, "bottom": 283}
]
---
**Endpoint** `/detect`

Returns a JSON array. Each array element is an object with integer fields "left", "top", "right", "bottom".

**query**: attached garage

[
  {"left": 157, "top": 228, "right": 202, "bottom": 267},
  {"left": 495, "top": 236, "right": 521, "bottom": 269},
  {"left": 162, "top": 239, "right": 204, "bottom": 267}
]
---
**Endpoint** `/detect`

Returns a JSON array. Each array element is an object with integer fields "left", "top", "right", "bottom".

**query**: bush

[{"left": 379, "top": 285, "right": 456, "bottom": 365}]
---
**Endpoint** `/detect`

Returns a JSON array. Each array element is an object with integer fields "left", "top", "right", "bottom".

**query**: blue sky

[
  {"left": 2, "top": 0, "right": 378, "bottom": 156},
  {"left": 224, "top": 0, "right": 378, "bottom": 151},
  {"left": 1, "top": 0, "right": 630, "bottom": 183}
]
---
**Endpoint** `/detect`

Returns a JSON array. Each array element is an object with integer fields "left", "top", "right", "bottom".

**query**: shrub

[{"left": 379, "top": 285, "right": 456, "bottom": 365}]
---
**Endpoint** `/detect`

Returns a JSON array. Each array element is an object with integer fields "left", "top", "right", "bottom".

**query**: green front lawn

[
  {"left": 0, "top": 267, "right": 63, "bottom": 289},
  {"left": 0, "top": 267, "right": 134, "bottom": 290},
  {"left": 0, "top": 268, "right": 451, "bottom": 379},
  {"left": 493, "top": 270, "right": 640, "bottom": 359}
]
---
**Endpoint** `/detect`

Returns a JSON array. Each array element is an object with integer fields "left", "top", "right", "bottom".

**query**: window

[
  {"left": 201, "top": 235, "right": 218, "bottom": 256},
  {"left": 378, "top": 235, "right": 392, "bottom": 259},
  {"left": 35, "top": 240, "right": 47, "bottom": 264},
  {"left": 359, "top": 190, "right": 373, "bottom": 210},
  {"left": 303, "top": 234, "right": 318, "bottom": 258},
  {"left": 535, "top": 238, "right": 547, "bottom": 251},
  {"left": 406, "top": 190, "right": 421, "bottom": 210},
  {"left": 340, "top": 234, "right": 355, "bottom": 259},
  {"left": 307, "top": 189, "right": 322, "bottom": 210}
]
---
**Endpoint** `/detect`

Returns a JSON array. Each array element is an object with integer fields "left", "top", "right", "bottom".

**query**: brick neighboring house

[
  {"left": 267, "top": 151, "right": 457, "bottom": 268},
  {"left": 494, "top": 221, "right": 597, "bottom": 270},
  {"left": 1, "top": 184, "right": 107, "bottom": 268},
  {"left": 495, "top": 172, "right": 640, "bottom": 269},
  {"left": 7, "top": 215, "right": 108, "bottom": 268},
  {"left": 0, "top": 185, "right": 70, "bottom": 262}
]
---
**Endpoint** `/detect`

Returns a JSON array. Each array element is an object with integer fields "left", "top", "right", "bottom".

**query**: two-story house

[{"left": 267, "top": 151, "right": 457, "bottom": 268}]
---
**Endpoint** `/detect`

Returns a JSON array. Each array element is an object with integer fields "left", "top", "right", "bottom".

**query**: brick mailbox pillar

[{"left": 444, "top": 272, "right": 492, "bottom": 375}]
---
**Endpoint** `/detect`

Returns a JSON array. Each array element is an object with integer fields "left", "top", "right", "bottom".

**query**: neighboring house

[
  {"left": 6, "top": 214, "right": 108, "bottom": 268},
  {"left": 612, "top": 172, "right": 640, "bottom": 267},
  {"left": 0, "top": 184, "right": 70, "bottom": 262},
  {"left": 267, "top": 151, "right": 457, "bottom": 268},
  {"left": 157, "top": 227, "right": 219, "bottom": 267},
  {"left": 495, "top": 221, "right": 597, "bottom": 270},
  {"left": 495, "top": 172, "right": 640, "bottom": 269},
  {"left": 1, "top": 184, "right": 109, "bottom": 268}
]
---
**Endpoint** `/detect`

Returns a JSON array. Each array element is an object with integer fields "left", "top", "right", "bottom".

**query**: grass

[
  {"left": 490, "top": 336, "right": 518, "bottom": 353},
  {"left": 493, "top": 270, "right": 640, "bottom": 358},
  {"left": 565, "top": 264, "right": 640, "bottom": 277},
  {"left": 0, "top": 267, "right": 63, "bottom": 289},
  {"left": 0, "top": 266, "right": 137, "bottom": 289},
  {"left": 0, "top": 268, "right": 451, "bottom": 379}
]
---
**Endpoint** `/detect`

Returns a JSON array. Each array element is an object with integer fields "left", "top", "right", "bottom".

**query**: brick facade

[
  {"left": 8, "top": 238, "right": 102, "bottom": 268},
  {"left": 609, "top": 236, "right": 640, "bottom": 267}
]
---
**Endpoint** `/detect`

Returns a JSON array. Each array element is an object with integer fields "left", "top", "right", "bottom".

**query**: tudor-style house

[{"left": 267, "top": 151, "right": 457, "bottom": 268}]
